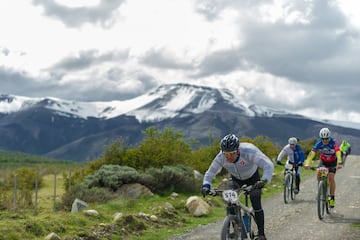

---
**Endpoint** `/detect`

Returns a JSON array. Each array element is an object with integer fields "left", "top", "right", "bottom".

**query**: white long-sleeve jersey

[
  {"left": 277, "top": 144, "right": 305, "bottom": 164},
  {"left": 277, "top": 144, "right": 295, "bottom": 162},
  {"left": 203, "top": 142, "right": 274, "bottom": 187}
]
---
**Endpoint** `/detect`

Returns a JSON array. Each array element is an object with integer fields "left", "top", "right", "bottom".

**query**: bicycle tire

[
  {"left": 317, "top": 180, "right": 326, "bottom": 220},
  {"left": 220, "top": 215, "right": 241, "bottom": 240},
  {"left": 290, "top": 173, "right": 295, "bottom": 200},
  {"left": 284, "top": 174, "right": 291, "bottom": 204}
]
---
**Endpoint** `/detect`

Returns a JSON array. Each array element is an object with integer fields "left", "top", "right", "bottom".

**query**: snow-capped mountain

[
  {"left": 1, "top": 83, "right": 360, "bottom": 162},
  {"left": 0, "top": 83, "right": 302, "bottom": 122}
]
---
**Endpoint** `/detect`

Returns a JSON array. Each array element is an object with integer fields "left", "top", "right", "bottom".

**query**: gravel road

[{"left": 168, "top": 155, "right": 360, "bottom": 240}]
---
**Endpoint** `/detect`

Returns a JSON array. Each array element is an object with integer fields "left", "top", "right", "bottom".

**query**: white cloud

[
  {"left": 1, "top": 0, "right": 360, "bottom": 124},
  {"left": 54, "top": 0, "right": 101, "bottom": 8}
]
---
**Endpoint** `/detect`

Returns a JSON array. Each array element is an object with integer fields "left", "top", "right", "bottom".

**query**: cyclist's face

[
  {"left": 322, "top": 138, "right": 330, "bottom": 144},
  {"left": 290, "top": 144, "right": 295, "bottom": 149},
  {"left": 223, "top": 149, "right": 239, "bottom": 162}
]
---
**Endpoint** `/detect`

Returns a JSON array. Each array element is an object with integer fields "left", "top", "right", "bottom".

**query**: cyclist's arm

[
  {"left": 203, "top": 153, "right": 224, "bottom": 187},
  {"left": 276, "top": 148, "right": 287, "bottom": 163},
  {"left": 297, "top": 146, "right": 305, "bottom": 164},
  {"left": 336, "top": 150, "right": 342, "bottom": 165},
  {"left": 304, "top": 151, "right": 316, "bottom": 166}
]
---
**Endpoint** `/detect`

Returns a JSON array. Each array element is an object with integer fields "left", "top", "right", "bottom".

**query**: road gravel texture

[{"left": 168, "top": 155, "right": 360, "bottom": 240}]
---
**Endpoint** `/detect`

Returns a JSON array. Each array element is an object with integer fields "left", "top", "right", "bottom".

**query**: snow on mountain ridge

[
  {"left": 248, "top": 104, "right": 288, "bottom": 117},
  {"left": 0, "top": 86, "right": 303, "bottom": 121},
  {"left": 126, "top": 84, "right": 219, "bottom": 122},
  {"left": 2, "top": 84, "right": 360, "bottom": 130}
]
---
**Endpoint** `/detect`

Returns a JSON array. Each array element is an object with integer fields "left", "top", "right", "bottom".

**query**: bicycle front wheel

[
  {"left": 325, "top": 184, "right": 331, "bottom": 215},
  {"left": 317, "top": 180, "right": 326, "bottom": 220},
  {"left": 220, "top": 216, "right": 241, "bottom": 240},
  {"left": 284, "top": 174, "right": 291, "bottom": 204}
]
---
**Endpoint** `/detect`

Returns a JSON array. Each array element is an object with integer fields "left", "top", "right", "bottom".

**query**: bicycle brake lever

[{"left": 209, "top": 190, "right": 217, "bottom": 196}]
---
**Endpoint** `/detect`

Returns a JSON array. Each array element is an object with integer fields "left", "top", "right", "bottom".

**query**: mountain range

[{"left": 1, "top": 83, "right": 359, "bottom": 162}]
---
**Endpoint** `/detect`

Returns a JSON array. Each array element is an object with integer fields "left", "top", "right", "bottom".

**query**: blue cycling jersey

[{"left": 312, "top": 138, "right": 339, "bottom": 163}]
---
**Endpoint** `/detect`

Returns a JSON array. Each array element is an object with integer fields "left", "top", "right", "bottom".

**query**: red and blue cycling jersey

[{"left": 311, "top": 138, "right": 340, "bottom": 163}]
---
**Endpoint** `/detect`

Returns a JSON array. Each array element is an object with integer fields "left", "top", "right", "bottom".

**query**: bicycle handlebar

[{"left": 208, "top": 184, "right": 255, "bottom": 196}]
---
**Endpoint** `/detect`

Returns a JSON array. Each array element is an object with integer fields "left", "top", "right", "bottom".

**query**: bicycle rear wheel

[
  {"left": 220, "top": 216, "right": 241, "bottom": 240},
  {"left": 317, "top": 180, "right": 326, "bottom": 220},
  {"left": 284, "top": 174, "right": 291, "bottom": 204}
]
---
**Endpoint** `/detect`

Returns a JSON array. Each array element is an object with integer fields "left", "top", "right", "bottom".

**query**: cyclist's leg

[
  {"left": 328, "top": 172, "right": 336, "bottom": 195},
  {"left": 326, "top": 162, "right": 337, "bottom": 195},
  {"left": 250, "top": 191, "right": 264, "bottom": 236},
  {"left": 324, "top": 161, "right": 337, "bottom": 207},
  {"left": 245, "top": 171, "right": 266, "bottom": 238},
  {"left": 295, "top": 165, "right": 301, "bottom": 192}
]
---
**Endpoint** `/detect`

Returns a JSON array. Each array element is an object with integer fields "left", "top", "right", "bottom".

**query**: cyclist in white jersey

[
  {"left": 277, "top": 137, "right": 305, "bottom": 193},
  {"left": 201, "top": 134, "right": 274, "bottom": 240}
]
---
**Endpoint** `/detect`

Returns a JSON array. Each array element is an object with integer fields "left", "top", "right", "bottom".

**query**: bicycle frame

[
  {"left": 209, "top": 185, "right": 257, "bottom": 240},
  {"left": 317, "top": 166, "right": 331, "bottom": 220}
]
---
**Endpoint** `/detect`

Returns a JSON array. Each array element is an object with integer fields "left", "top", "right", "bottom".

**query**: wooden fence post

[
  {"left": 53, "top": 172, "right": 57, "bottom": 212},
  {"left": 13, "top": 175, "right": 17, "bottom": 211},
  {"left": 69, "top": 169, "right": 72, "bottom": 191},
  {"left": 34, "top": 171, "right": 39, "bottom": 215}
]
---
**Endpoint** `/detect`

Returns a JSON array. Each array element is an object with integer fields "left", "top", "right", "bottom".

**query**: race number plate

[{"left": 222, "top": 190, "right": 238, "bottom": 203}]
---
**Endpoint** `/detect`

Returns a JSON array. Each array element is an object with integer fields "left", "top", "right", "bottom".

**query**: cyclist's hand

[
  {"left": 276, "top": 161, "right": 283, "bottom": 166},
  {"left": 304, "top": 164, "right": 310, "bottom": 170},
  {"left": 201, "top": 184, "right": 210, "bottom": 197},
  {"left": 336, "top": 164, "right": 343, "bottom": 170},
  {"left": 298, "top": 162, "right": 303, "bottom": 167},
  {"left": 254, "top": 180, "right": 265, "bottom": 189}
]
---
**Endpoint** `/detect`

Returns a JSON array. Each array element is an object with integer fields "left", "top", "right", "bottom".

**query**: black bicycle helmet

[{"left": 221, "top": 134, "right": 240, "bottom": 152}]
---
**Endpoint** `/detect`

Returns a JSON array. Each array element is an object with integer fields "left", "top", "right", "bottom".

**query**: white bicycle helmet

[
  {"left": 288, "top": 137, "right": 297, "bottom": 145},
  {"left": 319, "top": 128, "right": 331, "bottom": 138}
]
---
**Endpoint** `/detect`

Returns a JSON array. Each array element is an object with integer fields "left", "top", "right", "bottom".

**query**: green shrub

[
  {"left": 61, "top": 184, "right": 116, "bottom": 210},
  {"left": 82, "top": 165, "right": 153, "bottom": 192},
  {"left": 145, "top": 165, "right": 200, "bottom": 194}
]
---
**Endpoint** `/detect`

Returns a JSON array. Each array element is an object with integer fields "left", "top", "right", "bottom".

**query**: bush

[
  {"left": 82, "top": 165, "right": 153, "bottom": 192},
  {"left": 61, "top": 184, "right": 116, "bottom": 210},
  {"left": 145, "top": 165, "right": 200, "bottom": 194}
]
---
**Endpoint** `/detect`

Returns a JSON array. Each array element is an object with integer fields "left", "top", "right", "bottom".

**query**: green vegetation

[
  {"left": 0, "top": 127, "right": 326, "bottom": 239},
  {"left": 0, "top": 149, "right": 74, "bottom": 168}
]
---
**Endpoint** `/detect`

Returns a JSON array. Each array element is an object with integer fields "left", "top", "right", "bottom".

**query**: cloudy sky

[{"left": 1, "top": 0, "right": 360, "bottom": 123}]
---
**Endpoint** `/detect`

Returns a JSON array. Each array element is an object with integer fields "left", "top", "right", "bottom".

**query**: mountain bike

[
  {"left": 208, "top": 185, "right": 260, "bottom": 240},
  {"left": 316, "top": 166, "right": 333, "bottom": 220},
  {"left": 283, "top": 162, "right": 298, "bottom": 204}
]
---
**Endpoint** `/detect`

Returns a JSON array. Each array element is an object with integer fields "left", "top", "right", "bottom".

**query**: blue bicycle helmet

[{"left": 221, "top": 134, "right": 239, "bottom": 152}]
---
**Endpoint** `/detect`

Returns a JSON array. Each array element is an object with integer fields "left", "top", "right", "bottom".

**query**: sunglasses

[
  {"left": 321, "top": 138, "right": 330, "bottom": 141},
  {"left": 223, "top": 150, "right": 238, "bottom": 157}
]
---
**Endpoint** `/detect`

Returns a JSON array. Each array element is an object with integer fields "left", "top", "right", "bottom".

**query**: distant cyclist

[
  {"left": 304, "top": 127, "right": 342, "bottom": 208},
  {"left": 276, "top": 137, "right": 305, "bottom": 194},
  {"left": 339, "top": 140, "right": 351, "bottom": 167}
]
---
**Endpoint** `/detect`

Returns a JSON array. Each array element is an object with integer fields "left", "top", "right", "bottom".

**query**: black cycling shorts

[{"left": 318, "top": 160, "right": 337, "bottom": 173}]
